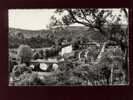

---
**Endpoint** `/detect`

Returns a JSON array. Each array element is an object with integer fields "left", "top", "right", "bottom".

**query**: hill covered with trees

[{"left": 9, "top": 26, "right": 111, "bottom": 48}]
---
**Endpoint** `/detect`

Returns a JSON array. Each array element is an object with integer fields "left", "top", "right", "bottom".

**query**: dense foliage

[
  {"left": 17, "top": 45, "right": 32, "bottom": 65},
  {"left": 9, "top": 44, "right": 126, "bottom": 86},
  {"left": 9, "top": 8, "right": 128, "bottom": 86},
  {"left": 9, "top": 26, "right": 108, "bottom": 48}
]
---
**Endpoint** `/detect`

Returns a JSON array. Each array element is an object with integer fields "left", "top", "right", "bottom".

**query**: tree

[
  {"left": 17, "top": 45, "right": 32, "bottom": 66},
  {"left": 49, "top": 8, "right": 128, "bottom": 83}
]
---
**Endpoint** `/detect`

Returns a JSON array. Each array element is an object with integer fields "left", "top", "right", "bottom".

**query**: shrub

[
  {"left": 95, "top": 46, "right": 124, "bottom": 85},
  {"left": 9, "top": 57, "right": 17, "bottom": 72},
  {"left": 10, "top": 63, "right": 45, "bottom": 86},
  {"left": 13, "top": 73, "right": 58, "bottom": 86},
  {"left": 10, "top": 72, "right": 44, "bottom": 86},
  {"left": 11, "top": 64, "right": 32, "bottom": 77},
  {"left": 10, "top": 68, "right": 57, "bottom": 86},
  {"left": 17, "top": 44, "right": 32, "bottom": 65},
  {"left": 55, "top": 62, "right": 101, "bottom": 85},
  {"left": 44, "top": 47, "right": 60, "bottom": 59},
  {"left": 32, "top": 52, "right": 40, "bottom": 60},
  {"left": 32, "top": 50, "right": 44, "bottom": 60},
  {"left": 55, "top": 46, "right": 124, "bottom": 85},
  {"left": 9, "top": 63, "right": 58, "bottom": 86},
  {"left": 39, "top": 50, "right": 44, "bottom": 59}
]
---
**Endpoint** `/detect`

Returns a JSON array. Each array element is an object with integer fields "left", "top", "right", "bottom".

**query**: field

[{"left": 9, "top": 26, "right": 128, "bottom": 86}]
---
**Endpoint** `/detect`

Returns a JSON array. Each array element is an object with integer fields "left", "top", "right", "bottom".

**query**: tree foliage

[
  {"left": 17, "top": 44, "right": 32, "bottom": 65},
  {"left": 49, "top": 8, "right": 128, "bottom": 82}
]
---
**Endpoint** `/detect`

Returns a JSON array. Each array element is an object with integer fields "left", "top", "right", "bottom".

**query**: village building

[{"left": 60, "top": 44, "right": 73, "bottom": 56}]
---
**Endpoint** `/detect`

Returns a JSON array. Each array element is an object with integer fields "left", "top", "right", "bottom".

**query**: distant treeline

[
  {"left": 9, "top": 25, "right": 127, "bottom": 48},
  {"left": 9, "top": 36, "right": 55, "bottom": 48}
]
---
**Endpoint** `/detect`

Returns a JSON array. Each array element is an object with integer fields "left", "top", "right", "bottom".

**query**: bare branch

[
  {"left": 67, "top": 9, "right": 94, "bottom": 28},
  {"left": 122, "top": 8, "right": 128, "bottom": 18},
  {"left": 80, "top": 9, "right": 93, "bottom": 24}
]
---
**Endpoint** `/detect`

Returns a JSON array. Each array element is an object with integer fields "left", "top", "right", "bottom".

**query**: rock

[
  {"left": 39, "top": 63, "right": 48, "bottom": 71},
  {"left": 52, "top": 63, "right": 59, "bottom": 71},
  {"left": 29, "top": 64, "right": 35, "bottom": 69}
]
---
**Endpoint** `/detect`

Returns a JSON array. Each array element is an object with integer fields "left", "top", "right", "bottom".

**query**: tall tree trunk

[
  {"left": 110, "top": 67, "right": 114, "bottom": 85},
  {"left": 122, "top": 48, "right": 128, "bottom": 83}
]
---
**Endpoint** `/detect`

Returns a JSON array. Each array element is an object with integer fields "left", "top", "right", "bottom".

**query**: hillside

[
  {"left": 8, "top": 25, "right": 127, "bottom": 48},
  {"left": 9, "top": 25, "right": 127, "bottom": 38},
  {"left": 9, "top": 26, "right": 90, "bottom": 38}
]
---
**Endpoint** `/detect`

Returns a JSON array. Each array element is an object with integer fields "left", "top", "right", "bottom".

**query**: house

[{"left": 60, "top": 44, "right": 73, "bottom": 56}]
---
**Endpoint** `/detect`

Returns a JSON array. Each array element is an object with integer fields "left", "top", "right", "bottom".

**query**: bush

[
  {"left": 55, "top": 62, "right": 102, "bottom": 85},
  {"left": 10, "top": 67, "right": 58, "bottom": 86},
  {"left": 11, "top": 64, "right": 32, "bottom": 77},
  {"left": 10, "top": 72, "right": 44, "bottom": 86},
  {"left": 9, "top": 57, "right": 17, "bottom": 72},
  {"left": 95, "top": 47, "right": 124, "bottom": 85},
  {"left": 44, "top": 47, "right": 60, "bottom": 59},
  {"left": 32, "top": 50, "right": 45, "bottom": 60},
  {"left": 39, "top": 50, "right": 44, "bottom": 59},
  {"left": 10, "top": 63, "right": 42, "bottom": 86},
  {"left": 17, "top": 45, "right": 32, "bottom": 65},
  {"left": 9, "top": 63, "right": 58, "bottom": 86},
  {"left": 55, "top": 46, "right": 124, "bottom": 85}
]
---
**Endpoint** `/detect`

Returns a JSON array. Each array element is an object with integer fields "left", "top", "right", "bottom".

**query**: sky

[
  {"left": 8, "top": 9, "right": 56, "bottom": 30},
  {"left": 8, "top": 9, "right": 128, "bottom": 30}
]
